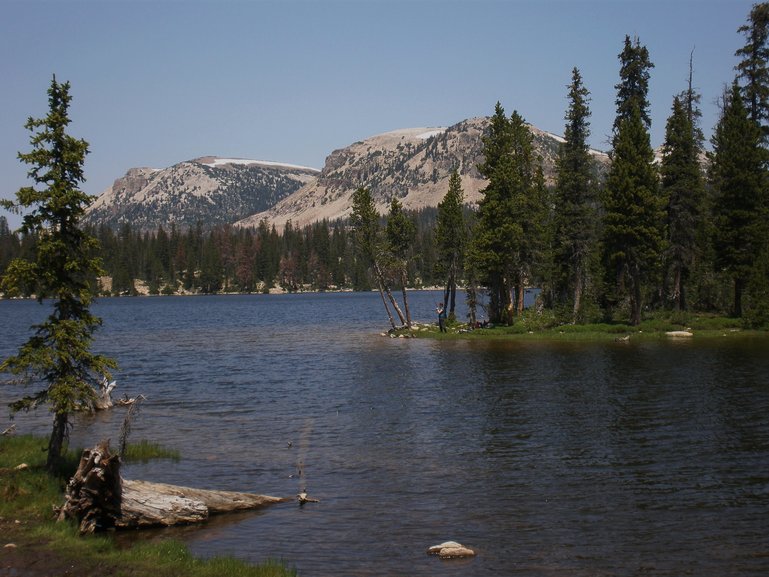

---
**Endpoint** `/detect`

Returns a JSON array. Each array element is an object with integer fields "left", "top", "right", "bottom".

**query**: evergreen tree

[
  {"left": 661, "top": 95, "right": 706, "bottom": 311},
  {"left": 614, "top": 35, "right": 655, "bottom": 133},
  {"left": 604, "top": 36, "right": 663, "bottom": 325},
  {"left": 736, "top": 2, "right": 769, "bottom": 139},
  {"left": 434, "top": 168, "right": 466, "bottom": 320},
  {"left": 709, "top": 82, "right": 768, "bottom": 317},
  {"left": 552, "top": 67, "right": 599, "bottom": 322},
  {"left": 0, "top": 216, "right": 21, "bottom": 276},
  {"left": 0, "top": 77, "right": 116, "bottom": 471},
  {"left": 349, "top": 187, "right": 406, "bottom": 328},
  {"left": 470, "top": 103, "right": 520, "bottom": 324},
  {"left": 385, "top": 197, "right": 415, "bottom": 327}
]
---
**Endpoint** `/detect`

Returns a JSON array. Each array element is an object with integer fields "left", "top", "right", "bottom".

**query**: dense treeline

[
  {"left": 2, "top": 4, "right": 769, "bottom": 329},
  {"left": 0, "top": 211, "right": 445, "bottom": 296}
]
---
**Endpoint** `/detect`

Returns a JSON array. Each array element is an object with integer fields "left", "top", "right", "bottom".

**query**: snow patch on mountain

[{"left": 201, "top": 158, "right": 320, "bottom": 172}]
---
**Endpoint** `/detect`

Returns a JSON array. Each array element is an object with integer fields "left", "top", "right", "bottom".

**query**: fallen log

[
  {"left": 119, "top": 479, "right": 288, "bottom": 528},
  {"left": 58, "top": 441, "right": 288, "bottom": 533}
]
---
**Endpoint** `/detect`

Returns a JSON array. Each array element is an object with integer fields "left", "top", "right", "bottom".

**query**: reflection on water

[{"left": 2, "top": 294, "right": 769, "bottom": 576}]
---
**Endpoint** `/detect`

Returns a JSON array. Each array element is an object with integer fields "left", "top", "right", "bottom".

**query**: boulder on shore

[{"left": 665, "top": 330, "right": 693, "bottom": 338}]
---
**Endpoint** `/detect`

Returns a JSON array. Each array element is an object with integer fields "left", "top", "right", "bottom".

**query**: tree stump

[
  {"left": 57, "top": 440, "right": 122, "bottom": 533},
  {"left": 58, "top": 441, "right": 289, "bottom": 533}
]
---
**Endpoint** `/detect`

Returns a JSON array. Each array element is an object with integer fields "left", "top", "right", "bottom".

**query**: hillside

[
  {"left": 84, "top": 158, "right": 319, "bottom": 232},
  {"left": 236, "top": 117, "right": 610, "bottom": 229},
  {"left": 85, "top": 117, "right": 610, "bottom": 232}
]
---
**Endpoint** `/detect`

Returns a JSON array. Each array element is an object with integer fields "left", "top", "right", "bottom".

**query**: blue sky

[{"left": 0, "top": 0, "right": 755, "bottom": 229}]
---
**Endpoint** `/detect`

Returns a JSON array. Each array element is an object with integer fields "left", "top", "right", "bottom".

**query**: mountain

[
  {"left": 236, "top": 117, "right": 610, "bottom": 229},
  {"left": 85, "top": 117, "right": 610, "bottom": 232},
  {"left": 84, "top": 157, "right": 319, "bottom": 232}
]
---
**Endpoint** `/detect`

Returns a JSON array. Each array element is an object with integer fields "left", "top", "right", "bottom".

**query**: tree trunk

[
  {"left": 400, "top": 269, "right": 412, "bottom": 328},
  {"left": 448, "top": 271, "right": 457, "bottom": 321},
  {"left": 377, "top": 277, "right": 397, "bottom": 330},
  {"left": 516, "top": 283, "right": 525, "bottom": 317},
  {"left": 385, "top": 286, "right": 407, "bottom": 327},
  {"left": 58, "top": 442, "right": 288, "bottom": 533},
  {"left": 572, "top": 270, "right": 583, "bottom": 323},
  {"left": 46, "top": 411, "right": 69, "bottom": 473},
  {"left": 118, "top": 480, "right": 287, "bottom": 528},
  {"left": 630, "top": 266, "right": 642, "bottom": 326},
  {"left": 466, "top": 286, "right": 478, "bottom": 326},
  {"left": 672, "top": 265, "right": 682, "bottom": 311},
  {"left": 373, "top": 261, "right": 406, "bottom": 327},
  {"left": 734, "top": 277, "right": 744, "bottom": 318}
]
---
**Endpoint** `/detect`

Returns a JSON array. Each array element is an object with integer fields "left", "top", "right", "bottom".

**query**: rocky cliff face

[
  {"left": 236, "top": 117, "right": 609, "bottom": 229},
  {"left": 86, "top": 117, "right": 610, "bottom": 232},
  {"left": 85, "top": 158, "right": 319, "bottom": 232}
]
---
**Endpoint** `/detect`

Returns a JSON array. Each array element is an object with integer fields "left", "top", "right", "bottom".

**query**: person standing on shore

[{"left": 436, "top": 302, "right": 447, "bottom": 333}]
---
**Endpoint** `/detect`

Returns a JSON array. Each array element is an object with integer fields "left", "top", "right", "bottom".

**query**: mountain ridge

[{"left": 86, "top": 116, "right": 610, "bottom": 231}]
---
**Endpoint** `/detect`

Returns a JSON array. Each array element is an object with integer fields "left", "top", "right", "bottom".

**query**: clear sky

[{"left": 0, "top": 0, "right": 755, "bottom": 229}]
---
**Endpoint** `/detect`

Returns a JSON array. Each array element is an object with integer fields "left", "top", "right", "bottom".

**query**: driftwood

[
  {"left": 58, "top": 441, "right": 289, "bottom": 533},
  {"left": 92, "top": 378, "right": 144, "bottom": 411},
  {"left": 119, "top": 480, "right": 287, "bottom": 528},
  {"left": 93, "top": 379, "right": 117, "bottom": 410}
]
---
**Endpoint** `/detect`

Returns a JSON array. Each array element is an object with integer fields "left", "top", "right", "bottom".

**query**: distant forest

[{"left": 0, "top": 210, "right": 445, "bottom": 295}]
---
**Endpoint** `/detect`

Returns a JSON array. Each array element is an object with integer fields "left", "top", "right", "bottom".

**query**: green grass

[
  {"left": 30, "top": 523, "right": 296, "bottom": 577},
  {"left": 406, "top": 311, "right": 766, "bottom": 341},
  {"left": 0, "top": 434, "right": 296, "bottom": 577},
  {"left": 122, "top": 439, "right": 180, "bottom": 463}
]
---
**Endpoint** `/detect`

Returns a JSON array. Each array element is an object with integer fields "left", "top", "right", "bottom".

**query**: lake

[{"left": 1, "top": 292, "right": 768, "bottom": 576}]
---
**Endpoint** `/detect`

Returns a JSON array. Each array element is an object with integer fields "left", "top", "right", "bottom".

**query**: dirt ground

[{"left": 0, "top": 519, "right": 122, "bottom": 577}]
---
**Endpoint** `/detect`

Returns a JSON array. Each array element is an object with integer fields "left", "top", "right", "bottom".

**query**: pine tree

[
  {"left": 736, "top": 2, "right": 769, "bottom": 139},
  {"left": 434, "top": 168, "right": 466, "bottom": 320},
  {"left": 709, "top": 82, "right": 767, "bottom": 317},
  {"left": 0, "top": 77, "right": 116, "bottom": 471},
  {"left": 385, "top": 197, "right": 415, "bottom": 327},
  {"left": 604, "top": 36, "right": 663, "bottom": 325},
  {"left": 470, "top": 103, "right": 545, "bottom": 323},
  {"left": 614, "top": 35, "right": 655, "bottom": 133},
  {"left": 552, "top": 67, "right": 599, "bottom": 322},
  {"left": 661, "top": 95, "right": 706, "bottom": 311},
  {"left": 349, "top": 187, "right": 405, "bottom": 328}
]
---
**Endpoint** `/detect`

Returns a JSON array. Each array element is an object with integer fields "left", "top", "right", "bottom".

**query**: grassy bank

[
  {"left": 403, "top": 311, "right": 767, "bottom": 340},
  {"left": 0, "top": 434, "right": 295, "bottom": 577}
]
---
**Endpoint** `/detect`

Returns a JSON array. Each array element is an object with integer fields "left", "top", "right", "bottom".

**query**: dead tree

[{"left": 58, "top": 441, "right": 288, "bottom": 533}]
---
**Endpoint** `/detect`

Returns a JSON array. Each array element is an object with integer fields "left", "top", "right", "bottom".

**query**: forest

[{"left": 2, "top": 3, "right": 769, "bottom": 330}]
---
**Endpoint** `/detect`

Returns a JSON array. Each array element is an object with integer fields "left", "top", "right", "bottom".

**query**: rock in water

[
  {"left": 439, "top": 546, "right": 476, "bottom": 559},
  {"left": 427, "top": 541, "right": 476, "bottom": 559}
]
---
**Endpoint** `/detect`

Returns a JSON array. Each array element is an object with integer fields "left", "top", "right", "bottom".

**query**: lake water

[{"left": 1, "top": 292, "right": 769, "bottom": 576}]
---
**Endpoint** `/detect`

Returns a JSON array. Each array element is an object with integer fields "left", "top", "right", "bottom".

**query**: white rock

[
  {"left": 665, "top": 330, "right": 693, "bottom": 338},
  {"left": 439, "top": 546, "right": 476, "bottom": 559},
  {"left": 427, "top": 541, "right": 463, "bottom": 555}
]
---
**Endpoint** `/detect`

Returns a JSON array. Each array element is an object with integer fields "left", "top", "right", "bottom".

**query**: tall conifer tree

[
  {"left": 661, "top": 95, "right": 705, "bottom": 311},
  {"left": 614, "top": 35, "right": 655, "bottom": 134},
  {"left": 471, "top": 104, "right": 545, "bottom": 323},
  {"left": 553, "top": 67, "right": 598, "bottom": 322},
  {"left": 470, "top": 103, "right": 516, "bottom": 324},
  {"left": 709, "top": 82, "right": 767, "bottom": 317},
  {"left": 435, "top": 168, "right": 466, "bottom": 320},
  {"left": 604, "top": 37, "right": 663, "bottom": 325},
  {"left": 736, "top": 2, "right": 769, "bottom": 140},
  {"left": 0, "top": 77, "right": 116, "bottom": 471}
]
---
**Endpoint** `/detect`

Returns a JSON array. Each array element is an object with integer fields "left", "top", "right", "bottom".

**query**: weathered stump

[
  {"left": 58, "top": 441, "right": 289, "bottom": 533},
  {"left": 57, "top": 440, "right": 122, "bottom": 533}
]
